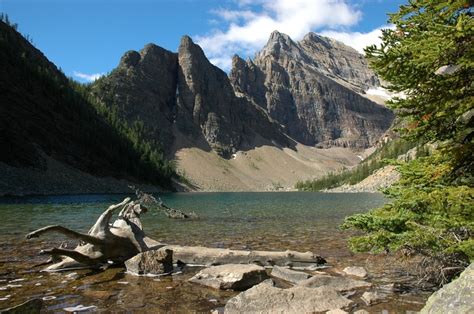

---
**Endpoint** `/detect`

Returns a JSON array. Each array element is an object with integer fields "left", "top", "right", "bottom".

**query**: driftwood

[
  {"left": 27, "top": 197, "right": 324, "bottom": 271},
  {"left": 135, "top": 189, "right": 198, "bottom": 219},
  {"left": 159, "top": 245, "right": 325, "bottom": 267},
  {"left": 26, "top": 197, "right": 163, "bottom": 271}
]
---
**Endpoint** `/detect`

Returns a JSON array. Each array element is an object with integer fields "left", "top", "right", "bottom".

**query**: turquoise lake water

[{"left": 0, "top": 192, "right": 429, "bottom": 312}]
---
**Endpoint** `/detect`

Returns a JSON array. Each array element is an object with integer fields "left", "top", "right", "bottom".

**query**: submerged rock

[
  {"left": 299, "top": 273, "right": 372, "bottom": 292},
  {"left": 189, "top": 264, "right": 268, "bottom": 290},
  {"left": 224, "top": 280, "right": 353, "bottom": 313},
  {"left": 343, "top": 266, "right": 368, "bottom": 278},
  {"left": 125, "top": 249, "right": 173, "bottom": 275},
  {"left": 0, "top": 298, "right": 43, "bottom": 313},
  {"left": 63, "top": 305, "right": 98, "bottom": 312},
  {"left": 270, "top": 266, "right": 312, "bottom": 283},
  {"left": 421, "top": 263, "right": 473, "bottom": 314},
  {"left": 361, "top": 291, "right": 388, "bottom": 305}
]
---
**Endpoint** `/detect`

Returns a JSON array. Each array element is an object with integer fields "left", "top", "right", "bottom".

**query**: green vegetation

[
  {"left": 0, "top": 18, "right": 176, "bottom": 189},
  {"left": 341, "top": 0, "right": 473, "bottom": 284},
  {"left": 296, "top": 139, "right": 417, "bottom": 191}
]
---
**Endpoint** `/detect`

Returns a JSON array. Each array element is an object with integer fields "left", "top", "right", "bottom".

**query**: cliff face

[
  {"left": 94, "top": 36, "right": 291, "bottom": 158},
  {"left": 91, "top": 44, "right": 178, "bottom": 149},
  {"left": 230, "top": 31, "right": 394, "bottom": 148}
]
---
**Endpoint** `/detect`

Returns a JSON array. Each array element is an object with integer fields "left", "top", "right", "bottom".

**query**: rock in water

[
  {"left": 125, "top": 249, "right": 173, "bottom": 275},
  {"left": 189, "top": 264, "right": 269, "bottom": 290},
  {"left": 270, "top": 266, "right": 312, "bottom": 283},
  {"left": 299, "top": 273, "right": 372, "bottom": 292},
  {"left": 420, "top": 263, "right": 473, "bottom": 314},
  {"left": 361, "top": 291, "right": 388, "bottom": 305},
  {"left": 0, "top": 298, "right": 43, "bottom": 313},
  {"left": 343, "top": 266, "right": 368, "bottom": 278},
  {"left": 224, "top": 280, "right": 353, "bottom": 313}
]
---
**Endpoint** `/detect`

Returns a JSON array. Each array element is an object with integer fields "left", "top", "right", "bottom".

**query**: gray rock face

[
  {"left": 298, "top": 273, "right": 372, "bottom": 292},
  {"left": 93, "top": 36, "right": 290, "bottom": 159},
  {"left": 92, "top": 44, "right": 178, "bottom": 149},
  {"left": 270, "top": 266, "right": 312, "bottom": 283},
  {"left": 421, "top": 263, "right": 473, "bottom": 314},
  {"left": 230, "top": 30, "right": 394, "bottom": 148},
  {"left": 189, "top": 264, "right": 269, "bottom": 290},
  {"left": 92, "top": 31, "right": 393, "bottom": 160},
  {"left": 125, "top": 249, "right": 173, "bottom": 275},
  {"left": 224, "top": 280, "right": 353, "bottom": 313}
]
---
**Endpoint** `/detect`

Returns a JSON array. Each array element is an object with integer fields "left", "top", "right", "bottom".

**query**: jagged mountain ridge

[
  {"left": 92, "top": 36, "right": 292, "bottom": 159},
  {"left": 230, "top": 30, "right": 394, "bottom": 148},
  {"left": 93, "top": 31, "right": 393, "bottom": 159}
]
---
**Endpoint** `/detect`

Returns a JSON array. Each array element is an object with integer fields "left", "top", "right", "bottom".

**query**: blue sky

[{"left": 1, "top": 0, "right": 406, "bottom": 82}]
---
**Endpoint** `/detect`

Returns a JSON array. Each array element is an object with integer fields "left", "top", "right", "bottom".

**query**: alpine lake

[{"left": 0, "top": 192, "right": 431, "bottom": 313}]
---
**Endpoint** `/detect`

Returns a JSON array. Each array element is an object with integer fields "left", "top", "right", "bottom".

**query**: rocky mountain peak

[
  {"left": 119, "top": 50, "right": 141, "bottom": 68},
  {"left": 258, "top": 30, "right": 302, "bottom": 60},
  {"left": 230, "top": 31, "right": 393, "bottom": 148}
]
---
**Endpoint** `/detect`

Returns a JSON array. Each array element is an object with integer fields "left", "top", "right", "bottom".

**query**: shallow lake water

[{"left": 0, "top": 192, "right": 431, "bottom": 312}]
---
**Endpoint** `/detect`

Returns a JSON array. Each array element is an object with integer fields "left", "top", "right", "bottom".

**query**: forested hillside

[{"left": 0, "top": 17, "right": 176, "bottom": 191}]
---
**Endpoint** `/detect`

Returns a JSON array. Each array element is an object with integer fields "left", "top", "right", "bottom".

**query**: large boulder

[
  {"left": 271, "top": 266, "right": 312, "bottom": 283},
  {"left": 125, "top": 249, "right": 173, "bottom": 275},
  {"left": 189, "top": 264, "right": 269, "bottom": 291},
  {"left": 420, "top": 263, "right": 473, "bottom": 314},
  {"left": 299, "top": 273, "right": 372, "bottom": 292},
  {"left": 224, "top": 280, "right": 353, "bottom": 313}
]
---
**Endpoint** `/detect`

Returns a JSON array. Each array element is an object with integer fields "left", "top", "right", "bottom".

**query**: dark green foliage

[
  {"left": 341, "top": 0, "right": 473, "bottom": 283},
  {"left": 0, "top": 20, "right": 175, "bottom": 189},
  {"left": 295, "top": 139, "right": 416, "bottom": 191}
]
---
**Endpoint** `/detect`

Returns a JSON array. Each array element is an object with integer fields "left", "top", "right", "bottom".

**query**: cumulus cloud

[
  {"left": 320, "top": 25, "right": 394, "bottom": 53},
  {"left": 196, "top": 0, "right": 389, "bottom": 70},
  {"left": 73, "top": 71, "right": 104, "bottom": 82}
]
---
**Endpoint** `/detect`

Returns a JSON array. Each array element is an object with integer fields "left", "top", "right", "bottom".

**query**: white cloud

[
  {"left": 319, "top": 25, "right": 394, "bottom": 54},
  {"left": 196, "top": 0, "right": 363, "bottom": 70},
  {"left": 73, "top": 71, "right": 104, "bottom": 82}
]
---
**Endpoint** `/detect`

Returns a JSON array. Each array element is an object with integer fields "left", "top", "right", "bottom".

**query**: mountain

[
  {"left": 230, "top": 31, "right": 394, "bottom": 148},
  {"left": 0, "top": 21, "right": 175, "bottom": 195},
  {"left": 1, "top": 19, "right": 395, "bottom": 194},
  {"left": 91, "top": 35, "right": 291, "bottom": 159}
]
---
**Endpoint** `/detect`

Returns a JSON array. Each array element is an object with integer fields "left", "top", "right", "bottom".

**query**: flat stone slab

[
  {"left": 125, "top": 249, "right": 173, "bottom": 275},
  {"left": 189, "top": 264, "right": 269, "bottom": 291},
  {"left": 299, "top": 273, "right": 372, "bottom": 292},
  {"left": 343, "top": 266, "right": 368, "bottom": 278},
  {"left": 224, "top": 280, "right": 353, "bottom": 313},
  {"left": 271, "top": 266, "right": 312, "bottom": 283}
]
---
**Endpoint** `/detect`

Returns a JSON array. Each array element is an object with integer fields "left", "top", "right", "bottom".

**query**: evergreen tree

[{"left": 342, "top": 0, "right": 473, "bottom": 285}]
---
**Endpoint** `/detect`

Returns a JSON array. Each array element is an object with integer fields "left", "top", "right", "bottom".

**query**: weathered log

[
  {"left": 159, "top": 245, "right": 326, "bottom": 267},
  {"left": 26, "top": 197, "right": 164, "bottom": 271}
]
